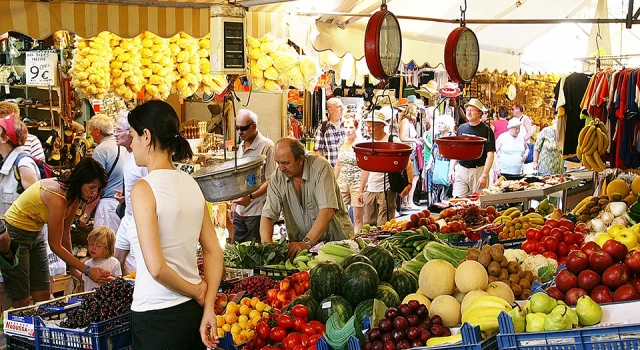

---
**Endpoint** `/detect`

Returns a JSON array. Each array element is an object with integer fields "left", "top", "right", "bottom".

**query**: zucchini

[{"left": 422, "top": 242, "right": 467, "bottom": 268}]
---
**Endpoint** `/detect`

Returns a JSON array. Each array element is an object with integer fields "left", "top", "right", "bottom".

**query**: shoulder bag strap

[{"left": 107, "top": 145, "right": 121, "bottom": 178}]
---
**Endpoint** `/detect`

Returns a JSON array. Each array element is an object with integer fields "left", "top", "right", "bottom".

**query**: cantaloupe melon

[
  {"left": 607, "top": 179, "right": 630, "bottom": 200},
  {"left": 429, "top": 295, "right": 461, "bottom": 327},
  {"left": 419, "top": 259, "right": 456, "bottom": 300},
  {"left": 402, "top": 293, "right": 431, "bottom": 308},
  {"left": 455, "top": 260, "right": 489, "bottom": 293},
  {"left": 485, "top": 281, "right": 515, "bottom": 304},
  {"left": 632, "top": 177, "right": 640, "bottom": 197}
]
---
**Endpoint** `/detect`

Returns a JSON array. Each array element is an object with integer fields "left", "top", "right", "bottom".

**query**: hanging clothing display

[{"left": 554, "top": 72, "right": 591, "bottom": 156}]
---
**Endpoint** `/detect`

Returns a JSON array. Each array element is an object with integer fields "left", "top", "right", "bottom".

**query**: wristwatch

[
  {"left": 302, "top": 237, "right": 313, "bottom": 247},
  {"left": 248, "top": 193, "right": 254, "bottom": 200}
]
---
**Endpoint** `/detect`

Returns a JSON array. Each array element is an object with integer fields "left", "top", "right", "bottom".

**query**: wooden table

[{"left": 479, "top": 179, "right": 581, "bottom": 210}]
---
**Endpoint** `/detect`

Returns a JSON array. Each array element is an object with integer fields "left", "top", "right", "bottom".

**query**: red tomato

[
  {"left": 293, "top": 346, "right": 306, "bottom": 350},
  {"left": 540, "top": 225, "right": 552, "bottom": 237},
  {"left": 309, "top": 321, "right": 326, "bottom": 334},
  {"left": 563, "top": 232, "right": 575, "bottom": 245},
  {"left": 521, "top": 240, "right": 537, "bottom": 254},
  {"left": 550, "top": 228, "right": 564, "bottom": 242},
  {"left": 302, "top": 324, "right": 316, "bottom": 336},
  {"left": 278, "top": 315, "right": 295, "bottom": 330},
  {"left": 283, "top": 333, "right": 300, "bottom": 349},
  {"left": 543, "top": 251, "right": 558, "bottom": 261},
  {"left": 292, "top": 273, "right": 302, "bottom": 283},
  {"left": 257, "top": 322, "right": 270, "bottom": 340},
  {"left": 556, "top": 242, "right": 569, "bottom": 257},
  {"left": 536, "top": 241, "right": 547, "bottom": 253},
  {"left": 280, "top": 279, "right": 291, "bottom": 291},
  {"left": 293, "top": 317, "right": 305, "bottom": 332},
  {"left": 308, "top": 347, "right": 317, "bottom": 350},
  {"left": 292, "top": 305, "right": 309, "bottom": 318},
  {"left": 543, "top": 236, "right": 559, "bottom": 252},
  {"left": 255, "top": 337, "right": 267, "bottom": 349},
  {"left": 559, "top": 219, "right": 575, "bottom": 231},
  {"left": 299, "top": 334, "right": 310, "bottom": 347},
  {"left": 309, "top": 334, "right": 321, "bottom": 346},
  {"left": 282, "top": 300, "right": 292, "bottom": 309},
  {"left": 547, "top": 219, "right": 560, "bottom": 228},
  {"left": 299, "top": 271, "right": 310, "bottom": 281},
  {"left": 270, "top": 327, "right": 287, "bottom": 342},
  {"left": 526, "top": 228, "right": 540, "bottom": 240}
]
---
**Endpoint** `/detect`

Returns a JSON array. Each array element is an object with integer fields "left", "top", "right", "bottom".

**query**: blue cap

[{"left": 407, "top": 95, "right": 416, "bottom": 103}]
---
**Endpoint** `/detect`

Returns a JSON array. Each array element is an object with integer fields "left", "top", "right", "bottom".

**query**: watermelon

[
  {"left": 317, "top": 295, "right": 353, "bottom": 325},
  {"left": 379, "top": 282, "right": 393, "bottom": 288},
  {"left": 388, "top": 269, "right": 419, "bottom": 300},
  {"left": 361, "top": 245, "right": 395, "bottom": 282},
  {"left": 289, "top": 294, "right": 320, "bottom": 321},
  {"left": 340, "top": 254, "right": 373, "bottom": 269},
  {"left": 375, "top": 284, "right": 400, "bottom": 308},
  {"left": 341, "top": 262, "right": 379, "bottom": 307},
  {"left": 354, "top": 299, "right": 387, "bottom": 342},
  {"left": 310, "top": 261, "right": 343, "bottom": 301}
]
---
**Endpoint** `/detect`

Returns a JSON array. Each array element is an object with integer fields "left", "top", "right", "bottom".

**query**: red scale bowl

[
  {"left": 353, "top": 142, "right": 413, "bottom": 173},
  {"left": 435, "top": 136, "right": 486, "bottom": 160}
]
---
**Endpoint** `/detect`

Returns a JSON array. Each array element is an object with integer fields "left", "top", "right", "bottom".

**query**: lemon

[
  {"left": 255, "top": 302, "right": 266, "bottom": 312},
  {"left": 216, "top": 315, "right": 225, "bottom": 326},
  {"left": 226, "top": 302, "right": 238, "bottom": 314},
  {"left": 230, "top": 324, "right": 241, "bottom": 335},
  {"left": 251, "top": 316, "right": 262, "bottom": 327},
  {"left": 249, "top": 310, "right": 261, "bottom": 319},
  {"left": 217, "top": 328, "right": 225, "bottom": 337},
  {"left": 239, "top": 304, "right": 251, "bottom": 315},
  {"left": 239, "top": 321, "right": 248, "bottom": 330},
  {"left": 238, "top": 315, "right": 249, "bottom": 324},
  {"left": 250, "top": 297, "right": 260, "bottom": 308},
  {"left": 222, "top": 324, "right": 231, "bottom": 332}
]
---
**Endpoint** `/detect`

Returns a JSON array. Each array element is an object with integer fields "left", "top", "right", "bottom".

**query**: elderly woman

[
  {"left": 495, "top": 118, "right": 529, "bottom": 180},
  {"left": 399, "top": 105, "right": 421, "bottom": 210},
  {"left": 426, "top": 114, "right": 455, "bottom": 206},
  {"left": 533, "top": 119, "right": 564, "bottom": 175},
  {"left": 334, "top": 115, "right": 364, "bottom": 231}
]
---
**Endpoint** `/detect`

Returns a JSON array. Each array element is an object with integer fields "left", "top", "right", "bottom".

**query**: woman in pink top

[{"left": 491, "top": 106, "right": 509, "bottom": 140}]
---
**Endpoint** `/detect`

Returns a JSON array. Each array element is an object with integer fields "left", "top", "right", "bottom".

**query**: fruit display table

[{"left": 480, "top": 179, "right": 580, "bottom": 210}]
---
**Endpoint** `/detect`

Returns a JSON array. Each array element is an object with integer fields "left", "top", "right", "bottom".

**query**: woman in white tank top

[{"left": 128, "top": 100, "right": 224, "bottom": 350}]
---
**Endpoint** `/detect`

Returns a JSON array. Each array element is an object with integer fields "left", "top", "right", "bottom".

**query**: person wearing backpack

[
  {"left": 0, "top": 114, "right": 40, "bottom": 215},
  {"left": 313, "top": 98, "right": 345, "bottom": 167},
  {"left": 358, "top": 111, "right": 413, "bottom": 227}
]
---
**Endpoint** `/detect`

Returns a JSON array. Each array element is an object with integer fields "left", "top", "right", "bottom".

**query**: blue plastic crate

[
  {"left": 34, "top": 312, "right": 132, "bottom": 350},
  {"left": 497, "top": 311, "right": 640, "bottom": 350},
  {"left": 6, "top": 335, "right": 35, "bottom": 350}
]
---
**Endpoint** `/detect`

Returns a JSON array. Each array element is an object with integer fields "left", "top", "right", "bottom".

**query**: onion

[
  {"left": 609, "top": 202, "right": 628, "bottom": 217},
  {"left": 611, "top": 216, "right": 629, "bottom": 226},
  {"left": 591, "top": 218, "right": 606, "bottom": 232},
  {"left": 585, "top": 233, "right": 596, "bottom": 243},
  {"left": 600, "top": 212, "right": 615, "bottom": 225}
]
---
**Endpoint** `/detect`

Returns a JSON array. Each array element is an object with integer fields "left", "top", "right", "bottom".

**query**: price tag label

[{"left": 26, "top": 51, "right": 57, "bottom": 86}]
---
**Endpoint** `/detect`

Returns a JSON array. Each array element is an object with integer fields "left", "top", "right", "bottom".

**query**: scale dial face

[
  {"left": 444, "top": 27, "right": 480, "bottom": 83},
  {"left": 365, "top": 10, "right": 403, "bottom": 81}
]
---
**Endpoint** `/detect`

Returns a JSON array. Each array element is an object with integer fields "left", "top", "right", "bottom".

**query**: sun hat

[
  {"left": 507, "top": 117, "right": 523, "bottom": 129},
  {"left": 464, "top": 98, "right": 487, "bottom": 113},
  {"left": 416, "top": 80, "right": 439, "bottom": 97},
  {"left": 0, "top": 113, "right": 19, "bottom": 145},
  {"left": 407, "top": 95, "right": 417, "bottom": 103},
  {"left": 439, "top": 82, "right": 461, "bottom": 98},
  {"left": 363, "top": 111, "right": 389, "bottom": 126},
  {"left": 393, "top": 97, "right": 409, "bottom": 107}
]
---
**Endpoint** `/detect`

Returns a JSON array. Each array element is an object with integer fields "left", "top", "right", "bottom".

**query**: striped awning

[{"left": 0, "top": 0, "right": 210, "bottom": 39}]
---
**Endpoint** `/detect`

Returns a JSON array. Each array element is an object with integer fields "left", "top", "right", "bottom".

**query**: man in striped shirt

[{"left": 314, "top": 98, "right": 345, "bottom": 167}]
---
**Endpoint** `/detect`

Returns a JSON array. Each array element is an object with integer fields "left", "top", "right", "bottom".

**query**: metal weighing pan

[{"left": 192, "top": 155, "right": 266, "bottom": 202}]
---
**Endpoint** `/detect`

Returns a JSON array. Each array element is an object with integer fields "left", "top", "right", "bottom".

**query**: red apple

[
  {"left": 566, "top": 250, "right": 590, "bottom": 274},
  {"left": 578, "top": 269, "right": 602, "bottom": 293},
  {"left": 625, "top": 250, "right": 640, "bottom": 275},
  {"left": 215, "top": 293, "right": 228, "bottom": 308},
  {"left": 581, "top": 241, "right": 602, "bottom": 257},
  {"left": 602, "top": 265, "right": 629, "bottom": 289},
  {"left": 602, "top": 239, "right": 628, "bottom": 263},
  {"left": 590, "top": 285, "right": 614, "bottom": 303},
  {"left": 575, "top": 223, "right": 588, "bottom": 234},
  {"left": 565, "top": 288, "right": 588, "bottom": 306},
  {"left": 614, "top": 262, "right": 631, "bottom": 276},
  {"left": 556, "top": 269, "right": 579, "bottom": 293},
  {"left": 545, "top": 286, "right": 565, "bottom": 301},
  {"left": 613, "top": 284, "right": 640, "bottom": 302},
  {"left": 589, "top": 251, "right": 614, "bottom": 274}
]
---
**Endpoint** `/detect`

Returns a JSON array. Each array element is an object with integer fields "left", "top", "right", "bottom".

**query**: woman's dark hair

[
  {"left": 498, "top": 106, "right": 509, "bottom": 119},
  {"left": 128, "top": 100, "right": 193, "bottom": 161},
  {"left": 59, "top": 158, "right": 108, "bottom": 204}
]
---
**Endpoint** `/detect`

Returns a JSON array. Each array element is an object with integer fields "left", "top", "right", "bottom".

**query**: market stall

[{"left": 480, "top": 177, "right": 580, "bottom": 211}]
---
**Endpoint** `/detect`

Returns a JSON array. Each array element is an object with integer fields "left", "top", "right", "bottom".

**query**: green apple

[
  {"left": 615, "top": 229, "right": 639, "bottom": 250},
  {"left": 608, "top": 224, "right": 627, "bottom": 237},
  {"left": 595, "top": 232, "right": 612, "bottom": 247}
]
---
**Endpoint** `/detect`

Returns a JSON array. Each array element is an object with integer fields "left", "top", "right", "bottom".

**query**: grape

[{"left": 61, "top": 278, "right": 134, "bottom": 328}]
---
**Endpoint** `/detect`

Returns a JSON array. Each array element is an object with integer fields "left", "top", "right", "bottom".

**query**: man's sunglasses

[{"left": 236, "top": 123, "right": 254, "bottom": 131}]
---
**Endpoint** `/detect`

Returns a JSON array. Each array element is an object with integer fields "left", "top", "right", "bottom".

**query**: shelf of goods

[{"left": 480, "top": 179, "right": 580, "bottom": 210}]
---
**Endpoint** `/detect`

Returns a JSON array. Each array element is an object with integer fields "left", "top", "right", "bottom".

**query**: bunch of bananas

[
  {"left": 70, "top": 32, "right": 112, "bottom": 100},
  {"left": 492, "top": 207, "right": 523, "bottom": 224},
  {"left": 109, "top": 35, "right": 144, "bottom": 100},
  {"left": 139, "top": 31, "right": 173, "bottom": 100},
  {"left": 577, "top": 119, "right": 609, "bottom": 172},
  {"left": 461, "top": 295, "right": 513, "bottom": 333}
]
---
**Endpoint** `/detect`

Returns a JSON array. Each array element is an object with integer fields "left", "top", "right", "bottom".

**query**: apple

[
  {"left": 591, "top": 285, "right": 614, "bottom": 303},
  {"left": 602, "top": 264, "right": 629, "bottom": 289},
  {"left": 613, "top": 284, "right": 640, "bottom": 302},
  {"left": 545, "top": 286, "right": 565, "bottom": 301},
  {"left": 602, "top": 239, "right": 628, "bottom": 262},
  {"left": 559, "top": 219, "right": 575, "bottom": 231},
  {"left": 589, "top": 251, "right": 614, "bottom": 274},
  {"left": 626, "top": 251, "right": 640, "bottom": 275},
  {"left": 565, "top": 288, "right": 588, "bottom": 306},
  {"left": 629, "top": 277, "right": 640, "bottom": 294},
  {"left": 556, "top": 269, "right": 579, "bottom": 293},
  {"left": 566, "top": 250, "right": 590, "bottom": 274},
  {"left": 214, "top": 304, "right": 224, "bottom": 315},
  {"left": 581, "top": 242, "right": 602, "bottom": 257},
  {"left": 614, "top": 229, "right": 639, "bottom": 251},
  {"left": 578, "top": 269, "right": 602, "bottom": 293},
  {"left": 575, "top": 222, "right": 588, "bottom": 234},
  {"left": 614, "top": 262, "right": 631, "bottom": 276},
  {"left": 215, "top": 293, "right": 228, "bottom": 308},
  {"left": 608, "top": 224, "right": 627, "bottom": 237}
]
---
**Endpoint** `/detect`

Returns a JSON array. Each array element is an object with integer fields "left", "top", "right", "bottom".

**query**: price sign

[{"left": 26, "top": 51, "right": 57, "bottom": 86}]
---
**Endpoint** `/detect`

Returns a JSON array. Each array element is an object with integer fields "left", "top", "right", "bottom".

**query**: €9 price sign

[{"left": 26, "top": 51, "right": 57, "bottom": 86}]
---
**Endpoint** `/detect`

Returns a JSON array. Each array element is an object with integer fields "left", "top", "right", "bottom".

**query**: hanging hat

[
  {"left": 393, "top": 97, "right": 409, "bottom": 107},
  {"left": 439, "top": 82, "right": 461, "bottom": 98},
  {"left": 364, "top": 111, "right": 389, "bottom": 126},
  {"left": 374, "top": 91, "right": 396, "bottom": 107},
  {"left": 416, "top": 80, "right": 439, "bottom": 97},
  {"left": 464, "top": 98, "right": 487, "bottom": 113},
  {"left": 0, "top": 113, "right": 19, "bottom": 145},
  {"left": 407, "top": 95, "right": 417, "bottom": 103},
  {"left": 508, "top": 118, "right": 522, "bottom": 129}
]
